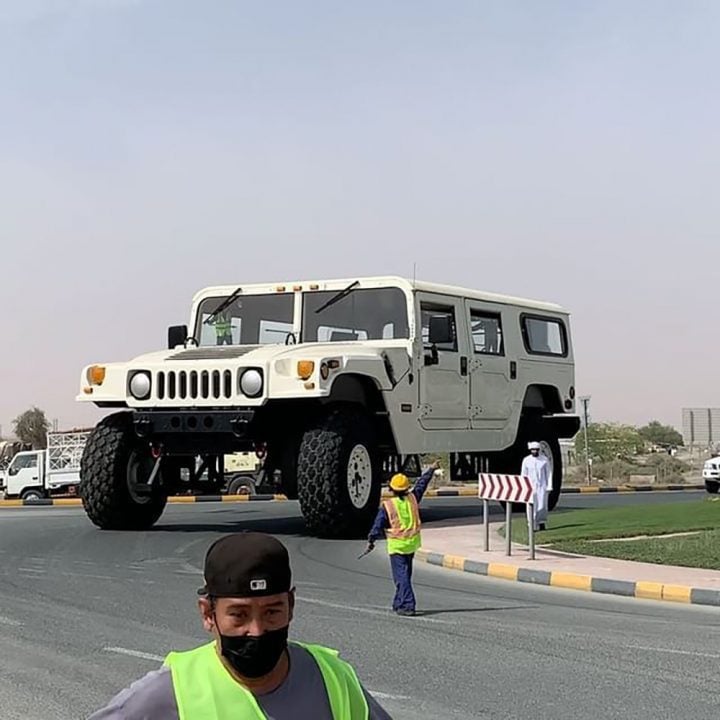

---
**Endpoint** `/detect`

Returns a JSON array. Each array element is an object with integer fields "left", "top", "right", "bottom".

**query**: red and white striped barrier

[{"left": 478, "top": 473, "right": 534, "bottom": 504}]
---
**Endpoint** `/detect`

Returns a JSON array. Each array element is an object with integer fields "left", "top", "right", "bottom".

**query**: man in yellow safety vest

[
  {"left": 366, "top": 461, "right": 439, "bottom": 616},
  {"left": 209, "top": 309, "right": 233, "bottom": 345},
  {"left": 89, "top": 532, "right": 392, "bottom": 719}
]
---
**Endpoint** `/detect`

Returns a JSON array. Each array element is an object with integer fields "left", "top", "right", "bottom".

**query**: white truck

[
  {"left": 1, "top": 430, "right": 90, "bottom": 500},
  {"left": 77, "top": 276, "right": 581, "bottom": 536},
  {"left": 702, "top": 453, "right": 720, "bottom": 494}
]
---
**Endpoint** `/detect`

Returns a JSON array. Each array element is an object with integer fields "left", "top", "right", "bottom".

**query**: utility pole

[{"left": 579, "top": 396, "right": 592, "bottom": 485}]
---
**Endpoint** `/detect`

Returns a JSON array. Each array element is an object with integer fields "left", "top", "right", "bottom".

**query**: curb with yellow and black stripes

[
  {"left": 415, "top": 549, "right": 720, "bottom": 608},
  {"left": 0, "top": 483, "right": 706, "bottom": 508}
]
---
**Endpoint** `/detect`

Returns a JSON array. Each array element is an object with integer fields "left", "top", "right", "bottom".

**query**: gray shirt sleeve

[{"left": 86, "top": 666, "right": 178, "bottom": 720}]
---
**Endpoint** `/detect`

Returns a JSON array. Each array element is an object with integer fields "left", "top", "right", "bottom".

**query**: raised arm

[{"left": 412, "top": 461, "right": 439, "bottom": 503}]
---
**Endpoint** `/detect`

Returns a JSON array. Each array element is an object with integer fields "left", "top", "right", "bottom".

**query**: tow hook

[{"left": 148, "top": 444, "right": 164, "bottom": 486}]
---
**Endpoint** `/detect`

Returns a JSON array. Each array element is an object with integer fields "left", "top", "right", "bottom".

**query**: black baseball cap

[{"left": 198, "top": 532, "right": 292, "bottom": 598}]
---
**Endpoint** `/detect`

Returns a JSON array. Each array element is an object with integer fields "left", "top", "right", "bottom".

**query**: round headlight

[
  {"left": 240, "top": 369, "right": 263, "bottom": 398},
  {"left": 129, "top": 372, "right": 152, "bottom": 400}
]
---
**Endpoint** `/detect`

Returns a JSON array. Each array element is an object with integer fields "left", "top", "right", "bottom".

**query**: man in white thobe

[{"left": 521, "top": 441, "right": 552, "bottom": 531}]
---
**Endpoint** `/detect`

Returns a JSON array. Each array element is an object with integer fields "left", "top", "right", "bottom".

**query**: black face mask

[{"left": 217, "top": 625, "right": 289, "bottom": 679}]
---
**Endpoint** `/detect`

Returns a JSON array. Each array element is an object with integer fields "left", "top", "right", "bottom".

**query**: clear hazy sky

[{"left": 1, "top": 0, "right": 717, "bottom": 436}]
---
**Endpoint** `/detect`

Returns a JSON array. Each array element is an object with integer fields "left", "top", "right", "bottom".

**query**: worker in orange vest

[{"left": 365, "top": 461, "right": 439, "bottom": 616}]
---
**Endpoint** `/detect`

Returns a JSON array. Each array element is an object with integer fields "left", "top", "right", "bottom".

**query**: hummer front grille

[{"left": 156, "top": 370, "right": 235, "bottom": 401}]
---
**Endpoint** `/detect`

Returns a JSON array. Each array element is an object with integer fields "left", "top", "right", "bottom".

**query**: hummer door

[
  {"left": 417, "top": 296, "right": 470, "bottom": 430},
  {"left": 464, "top": 301, "right": 512, "bottom": 430}
]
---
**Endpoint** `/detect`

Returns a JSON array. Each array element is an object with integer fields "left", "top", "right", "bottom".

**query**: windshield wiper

[
  {"left": 314, "top": 280, "right": 360, "bottom": 315},
  {"left": 204, "top": 287, "right": 242, "bottom": 325}
]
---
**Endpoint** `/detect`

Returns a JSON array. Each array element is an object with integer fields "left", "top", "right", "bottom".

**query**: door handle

[
  {"left": 510, "top": 361, "right": 517, "bottom": 380},
  {"left": 460, "top": 356, "right": 468, "bottom": 376}
]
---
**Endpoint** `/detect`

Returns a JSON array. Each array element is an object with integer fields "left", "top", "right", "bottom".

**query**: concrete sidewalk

[{"left": 417, "top": 519, "right": 720, "bottom": 607}]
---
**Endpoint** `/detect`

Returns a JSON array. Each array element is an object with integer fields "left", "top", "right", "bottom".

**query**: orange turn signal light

[
  {"left": 297, "top": 361, "right": 315, "bottom": 380},
  {"left": 87, "top": 365, "right": 106, "bottom": 385}
]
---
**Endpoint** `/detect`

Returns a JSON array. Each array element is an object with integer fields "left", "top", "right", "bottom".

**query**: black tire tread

[
  {"left": 80, "top": 412, "right": 167, "bottom": 530},
  {"left": 296, "top": 408, "right": 380, "bottom": 539}
]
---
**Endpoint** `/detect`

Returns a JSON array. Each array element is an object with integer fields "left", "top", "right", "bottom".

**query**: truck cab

[{"left": 3, "top": 450, "right": 46, "bottom": 500}]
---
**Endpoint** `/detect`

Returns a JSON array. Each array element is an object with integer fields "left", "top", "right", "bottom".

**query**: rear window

[
  {"left": 470, "top": 311, "right": 503, "bottom": 355},
  {"left": 521, "top": 315, "right": 568, "bottom": 357}
]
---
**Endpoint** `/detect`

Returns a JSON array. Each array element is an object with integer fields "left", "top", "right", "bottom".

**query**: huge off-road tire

[
  {"left": 296, "top": 408, "right": 382, "bottom": 538},
  {"left": 493, "top": 419, "right": 563, "bottom": 512},
  {"left": 705, "top": 480, "right": 719, "bottom": 495},
  {"left": 80, "top": 412, "right": 169, "bottom": 530}
]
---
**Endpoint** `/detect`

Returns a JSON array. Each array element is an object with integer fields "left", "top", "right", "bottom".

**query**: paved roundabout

[{"left": 0, "top": 493, "right": 717, "bottom": 720}]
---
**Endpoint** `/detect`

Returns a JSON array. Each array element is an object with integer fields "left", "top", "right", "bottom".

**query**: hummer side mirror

[
  {"left": 428, "top": 315, "right": 454, "bottom": 345},
  {"left": 168, "top": 325, "right": 188, "bottom": 349}
]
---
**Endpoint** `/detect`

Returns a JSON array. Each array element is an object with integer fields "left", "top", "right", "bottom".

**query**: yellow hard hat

[{"left": 389, "top": 473, "right": 411, "bottom": 493}]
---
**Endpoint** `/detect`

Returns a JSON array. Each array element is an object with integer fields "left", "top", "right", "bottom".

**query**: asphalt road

[{"left": 0, "top": 492, "right": 717, "bottom": 720}]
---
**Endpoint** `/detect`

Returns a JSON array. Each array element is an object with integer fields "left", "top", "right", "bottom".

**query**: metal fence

[{"left": 682, "top": 408, "right": 720, "bottom": 449}]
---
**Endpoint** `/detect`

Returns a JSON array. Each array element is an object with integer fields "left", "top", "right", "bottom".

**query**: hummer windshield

[
  {"left": 302, "top": 287, "right": 409, "bottom": 342},
  {"left": 195, "top": 293, "right": 294, "bottom": 346},
  {"left": 194, "top": 286, "right": 410, "bottom": 346}
]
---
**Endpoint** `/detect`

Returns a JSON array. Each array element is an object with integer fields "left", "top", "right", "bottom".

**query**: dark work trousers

[{"left": 390, "top": 553, "right": 416, "bottom": 611}]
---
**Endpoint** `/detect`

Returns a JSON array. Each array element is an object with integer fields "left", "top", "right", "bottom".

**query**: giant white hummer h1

[{"left": 77, "top": 276, "right": 581, "bottom": 537}]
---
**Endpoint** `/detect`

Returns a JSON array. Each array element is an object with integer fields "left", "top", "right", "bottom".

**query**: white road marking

[
  {"left": 104, "top": 647, "right": 164, "bottom": 662},
  {"left": 369, "top": 690, "right": 411, "bottom": 701},
  {"left": 630, "top": 645, "right": 720, "bottom": 659},
  {"left": 0, "top": 616, "right": 22, "bottom": 627},
  {"left": 298, "top": 596, "right": 455, "bottom": 625}
]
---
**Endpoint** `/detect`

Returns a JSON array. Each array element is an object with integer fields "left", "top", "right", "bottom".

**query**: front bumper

[
  {"left": 703, "top": 469, "right": 720, "bottom": 481},
  {"left": 133, "top": 409, "right": 257, "bottom": 453}
]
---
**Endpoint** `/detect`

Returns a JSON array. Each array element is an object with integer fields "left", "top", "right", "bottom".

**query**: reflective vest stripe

[
  {"left": 383, "top": 494, "right": 420, "bottom": 538},
  {"left": 215, "top": 315, "right": 232, "bottom": 334}
]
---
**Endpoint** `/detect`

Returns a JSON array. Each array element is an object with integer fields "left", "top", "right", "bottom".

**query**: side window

[
  {"left": 13, "top": 455, "right": 37, "bottom": 470},
  {"left": 470, "top": 311, "right": 503, "bottom": 355},
  {"left": 522, "top": 316, "right": 567, "bottom": 356},
  {"left": 420, "top": 304, "right": 457, "bottom": 352}
]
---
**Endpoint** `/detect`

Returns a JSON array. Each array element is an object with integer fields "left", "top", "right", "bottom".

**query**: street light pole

[{"left": 580, "top": 396, "right": 591, "bottom": 485}]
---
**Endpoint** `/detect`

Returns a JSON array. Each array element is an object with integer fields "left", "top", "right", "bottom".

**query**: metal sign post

[
  {"left": 505, "top": 502, "right": 512, "bottom": 556},
  {"left": 483, "top": 498, "right": 490, "bottom": 552},
  {"left": 528, "top": 503, "right": 535, "bottom": 560}
]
